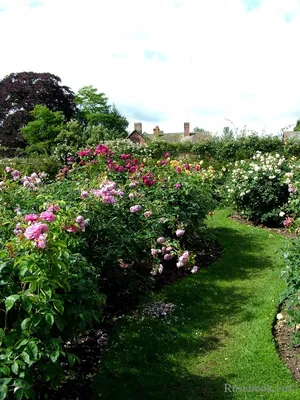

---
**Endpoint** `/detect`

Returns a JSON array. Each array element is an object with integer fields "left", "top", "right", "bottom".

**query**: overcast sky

[{"left": 0, "top": 0, "right": 300, "bottom": 135}]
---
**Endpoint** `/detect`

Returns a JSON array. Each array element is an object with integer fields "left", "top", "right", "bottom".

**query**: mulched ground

[
  {"left": 229, "top": 213, "right": 297, "bottom": 239},
  {"left": 35, "top": 237, "right": 222, "bottom": 400},
  {"left": 273, "top": 306, "right": 300, "bottom": 382}
]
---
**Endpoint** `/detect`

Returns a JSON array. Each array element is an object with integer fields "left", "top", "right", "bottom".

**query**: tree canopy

[
  {"left": 74, "top": 85, "right": 128, "bottom": 136},
  {"left": 0, "top": 72, "right": 76, "bottom": 147},
  {"left": 20, "top": 105, "right": 65, "bottom": 154}
]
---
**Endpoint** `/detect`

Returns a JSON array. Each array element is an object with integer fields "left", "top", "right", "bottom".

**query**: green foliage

[
  {"left": 0, "top": 156, "right": 60, "bottom": 179},
  {"left": 74, "top": 85, "right": 109, "bottom": 122},
  {"left": 21, "top": 105, "right": 65, "bottom": 154},
  {"left": 222, "top": 126, "right": 234, "bottom": 139},
  {"left": 225, "top": 152, "right": 292, "bottom": 225},
  {"left": 193, "top": 127, "right": 210, "bottom": 134},
  {"left": 0, "top": 201, "right": 103, "bottom": 398},
  {"left": 281, "top": 238, "right": 300, "bottom": 345},
  {"left": 74, "top": 85, "right": 128, "bottom": 137},
  {"left": 0, "top": 143, "right": 217, "bottom": 397}
]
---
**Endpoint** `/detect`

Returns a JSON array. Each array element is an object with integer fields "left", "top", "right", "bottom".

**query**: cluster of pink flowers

[
  {"left": 78, "top": 148, "right": 92, "bottom": 157},
  {"left": 40, "top": 211, "right": 56, "bottom": 222},
  {"left": 174, "top": 183, "right": 182, "bottom": 189},
  {"left": 56, "top": 166, "right": 70, "bottom": 179},
  {"left": 21, "top": 172, "right": 47, "bottom": 189},
  {"left": 94, "top": 144, "right": 111, "bottom": 156},
  {"left": 142, "top": 172, "right": 156, "bottom": 187},
  {"left": 130, "top": 204, "right": 142, "bottom": 213},
  {"left": 283, "top": 217, "right": 294, "bottom": 228},
  {"left": 4, "top": 168, "right": 47, "bottom": 188},
  {"left": 15, "top": 203, "right": 60, "bottom": 249},
  {"left": 151, "top": 244, "right": 174, "bottom": 261},
  {"left": 24, "top": 223, "right": 49, "bottom": 249},
  {"left": 129, "top": 181, "right": 139, "bottom": 188},
  {"left": 176, "top": 251, "right": 189, "bottom": 268},
  {"left": 144, "top": 211, "right": 152, "bottom": 218},
  {"left": 120, "top": 154, "right": 131, "bottom": 160},
  {"left": 75, "top": 215, "right": 88, "bottom": 231},
  {"left": 107, "top": 154, "right": 142, "bottom": 174},
  {"left": 90, "top": 180, "right": 124, "bottom": 204}
]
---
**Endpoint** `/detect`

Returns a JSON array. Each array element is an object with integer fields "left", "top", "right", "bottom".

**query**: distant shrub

[{"left": 226, "top": 152, "right": 292, "bottom": 225}]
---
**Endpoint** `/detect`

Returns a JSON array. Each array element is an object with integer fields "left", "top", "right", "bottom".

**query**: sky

[{"left": 0, "top": 0, "right": 300, "bottom": 136}]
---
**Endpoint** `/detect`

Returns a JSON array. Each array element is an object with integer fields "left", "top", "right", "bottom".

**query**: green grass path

[{"left": 94, "top": 209, "right": 299, "bottom": 399}]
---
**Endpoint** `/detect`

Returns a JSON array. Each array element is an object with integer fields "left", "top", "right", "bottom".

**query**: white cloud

[{"left": 1, "top": 0, "right": 300, "bottom": 135}]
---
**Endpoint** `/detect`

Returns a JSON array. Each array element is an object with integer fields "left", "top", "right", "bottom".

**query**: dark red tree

[{"left": 0, "top": 72, "right": 76, "bottom": 148}]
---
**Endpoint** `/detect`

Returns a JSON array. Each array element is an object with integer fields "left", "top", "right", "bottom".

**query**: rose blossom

[
  {"left": 24, "top": 223, "right": 49, "bottom": 240},
  {"left": 40, "top": 211, "right": 56, "bottom": 222},
  {"left": 35, "top": 234, "right": 47, "bottom": 249},
  {"left": 130, "top": 205, "right": 142, "bottom": 213},
  {"left": 283, "top": 217, "right": 293, "bottom": 227},
  {"left": 12, "top": 170, "right": 20, "bottom": 180},
  {"left": 47, "top": 203, "right": 60, "bottom": 213},
  {"left": 151, "top": 249, "right": 159, "bottom": 257},
  {"left": 81, "top": 191, "right": 89, "bottom": 199},
  {"left": 25, "top": 214, "right": 39, "bottom": 223},
  {"left": 176, "top": 229, "right": 185, "bottom": 237}
]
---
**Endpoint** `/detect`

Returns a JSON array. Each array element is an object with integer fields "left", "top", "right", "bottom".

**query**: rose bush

[
  {"left": 0, "top": 143, "right": 216, "bottom": 398},
  {"left": 224, "top": 151, "right": 298, "bottom": 225}
]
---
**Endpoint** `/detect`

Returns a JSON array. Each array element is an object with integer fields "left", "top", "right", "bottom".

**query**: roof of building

[
  {"left": 128, "top": 131, "right": 212, "bottom": 143},
  {"left": 283, "top": 131, "right": 300, "bottom": 140}
]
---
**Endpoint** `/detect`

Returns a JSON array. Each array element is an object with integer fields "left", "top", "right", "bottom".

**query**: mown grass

[{"left": 93, "top": 209, "right": 299, "bottom": 399}]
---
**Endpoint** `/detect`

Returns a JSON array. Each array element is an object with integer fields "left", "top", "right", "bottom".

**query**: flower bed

[{"left": 0, "top": 145, "right": 216, "bottom": 398}]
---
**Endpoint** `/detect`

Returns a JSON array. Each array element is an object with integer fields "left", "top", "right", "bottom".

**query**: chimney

[
  {"left": 134, "top": 122, "right": 142, "bottom": 133},
  {"left": 184, "top": 122, "right": 190, "bottom": 137},
  {"left": 153, "top": 125, "right": 160, "bottom": 135}
]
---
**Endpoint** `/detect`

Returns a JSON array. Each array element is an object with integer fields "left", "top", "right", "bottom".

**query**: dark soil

[
  {"left": 273, "top": 305, "right": 300, "bottom": 382},
  {"left": 35, "top": 237, "right": 222, "bottom": 400},
  {"left": 229, "top": 213, "right": 297, "bottom": 239}
]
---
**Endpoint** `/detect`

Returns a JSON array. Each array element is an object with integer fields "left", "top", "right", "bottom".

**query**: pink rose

[
  {"left": 40, "top": 211, "right": 56, "bottom": 222},
  {"left": 25, "top": 214, "right": 39, "bottom": 223},
  {"left": 24, "top": 223, "right": 49, "bottom": 240}
]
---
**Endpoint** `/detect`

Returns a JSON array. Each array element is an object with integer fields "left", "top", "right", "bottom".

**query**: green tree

[
  {"left": 294, "top": 119, "right": 300, "bottom": 131},
  {"left": 193, "top": 127, "right": 209, "bottom": 134},
  {"left": 74, "top": 85, "right": 129, "bottom": 137},
  {"left": 21, "top": 105, "right": 64, "bottom": 154},
  {"left": 222, "top": 126, "right": 234, "bottom": 139},
  {"left": 74, "top": 85, "right": 109, "bottom": 125}
]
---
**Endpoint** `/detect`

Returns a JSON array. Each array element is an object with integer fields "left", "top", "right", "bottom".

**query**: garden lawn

[{"left": 93, "top": 209, "right": 299, "bottom": 400}]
